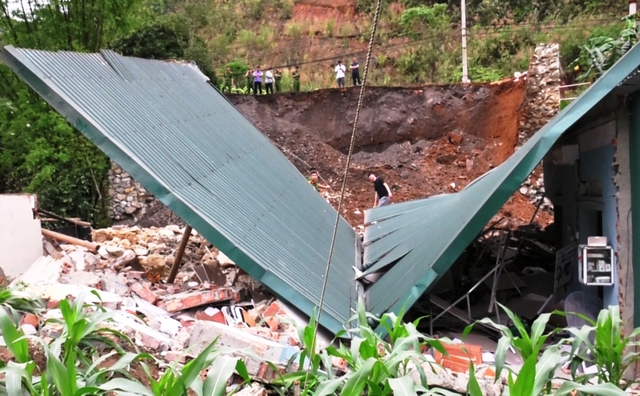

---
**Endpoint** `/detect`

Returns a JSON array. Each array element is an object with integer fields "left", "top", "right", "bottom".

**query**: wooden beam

[
  {"left": 167, "top": 225, "right": 192, "bottom": 284},
  {"left": 41, "top": 228, "right": 98, "bottom": 252}
]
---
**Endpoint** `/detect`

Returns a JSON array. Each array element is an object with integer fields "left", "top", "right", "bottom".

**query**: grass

[{"left": 285, "top": 21, "right": 302, "bottom": 38}]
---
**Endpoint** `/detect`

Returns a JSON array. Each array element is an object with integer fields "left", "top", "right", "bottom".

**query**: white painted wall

[{"left": 0, "top": 194, "right": 42, "bottom": 277}]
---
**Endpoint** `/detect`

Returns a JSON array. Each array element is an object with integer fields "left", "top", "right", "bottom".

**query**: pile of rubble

[
  {"left": 519, "top": 171, "right": 553, "bottom": 213},
  {"left": 14, "top": 225, "right": 306, "bottom": 382}
]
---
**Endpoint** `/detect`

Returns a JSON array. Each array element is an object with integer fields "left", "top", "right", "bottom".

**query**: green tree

[
  {"left": 572, "top": 16, "right": 637, "bottom": 81},
  {"left": 0, "top": 0, "right": 146, "bottom": 226},
  {"left": 112, "top": 15, "right": 218, "bottom": 84}
]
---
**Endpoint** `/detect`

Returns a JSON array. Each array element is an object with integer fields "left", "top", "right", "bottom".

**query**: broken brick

[
  {"left": 130, "top": 282, "right": 158, "bottom": 304},
  {"left": 266, "top": 317, "right": 279, "bottom": 332},
  {"left": 165, "top": 351, "right": 186, "bottom": 364},
  {"left": 263, "top": 302, "right": 286, "bottom": 318},
  {"left": 159, "top": 287, "right": 242, "bottom": 313},
  {"left": 138, "top": 333, "right": 161, "bottom": 350},
  {"left": 47, "top": 300, "right": 60, "bottom": 309},
  {"left": 195, "top": 309, "right": 227, "bottom": 324},
  {"left": 21, "top": 313, "right": 39, "bottom": 328}
]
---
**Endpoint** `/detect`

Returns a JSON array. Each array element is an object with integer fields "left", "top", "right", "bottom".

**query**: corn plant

[
  {"left": 99, "top": 339, "right": 249, "bottom": 396},
  {"left": 271, "top": 298, "right": 454, "bottom": 396},
  {"left": 0, "top": 291, "right": 142, "bottom": 395},
  {"left": 465, "top": 304, "right": 629, "bottom": 396},
  {"left": 463, "top": 304, "right": 571, "bottom": 395},
  {"left": 564, "top": 305, "right": 640, "bottom": 389},
  {"left": 0, "top": 290, "right": 250, "bottom": 395},
  {"left": 0, "top": 286, "right": 45, "bottom": 316}
]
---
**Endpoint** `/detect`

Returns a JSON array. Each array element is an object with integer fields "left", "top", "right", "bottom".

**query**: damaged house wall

[
  {"left": 544, "top": 91, "right": 632, "bottom": 325},
  {"left": 0, "top": 194, "right": 42, "bottom": 277}
]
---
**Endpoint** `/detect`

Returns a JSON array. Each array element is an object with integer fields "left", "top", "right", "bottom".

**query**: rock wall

[
  {"left": 516, "top": 43, "right": 561, "bottom": 215},
  {"left": 518, "top": 43, "right": 561, "bottom": 145},
  {"left": 108, "top": 162, "right": 154, "bottom": 221}
]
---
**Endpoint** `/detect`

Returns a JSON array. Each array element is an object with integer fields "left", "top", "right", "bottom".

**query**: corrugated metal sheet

[
  {"left": 1, "top": 46, "right": 357, "bottom": 334},
  {"left": 362, "top": 44, "right": 640, "bottom": 319}
]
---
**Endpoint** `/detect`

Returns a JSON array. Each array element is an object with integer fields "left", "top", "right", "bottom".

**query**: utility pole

[{"left": 461, "top": 0, "right": 470, "bottom": 83}]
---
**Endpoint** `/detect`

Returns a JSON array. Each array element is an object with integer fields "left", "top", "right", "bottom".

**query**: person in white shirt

[
  {"left": 265, "top": 68, "right": 274, "bottom": 94},
  {"left": 334, "top": 60, "right": 346, "bottom": 91}
]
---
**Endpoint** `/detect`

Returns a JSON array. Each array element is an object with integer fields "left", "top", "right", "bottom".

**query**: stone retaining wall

[
  {"left": 108, "top": 162, "right": 154, "bottom": 221},
  {"left": 518, "top": 43, "right": 562, "bottom": 146}
]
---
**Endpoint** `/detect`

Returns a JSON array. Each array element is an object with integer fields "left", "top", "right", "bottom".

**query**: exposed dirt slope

[
  {"left": 225, "top": 79, "right": 549, "bottom": 228},
  {"left": 133, "top": 79, "right": 551, "bottom": 229}
]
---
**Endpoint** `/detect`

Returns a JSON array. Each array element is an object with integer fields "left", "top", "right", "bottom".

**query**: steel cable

[{"left": 306, "top": 0, "right": 384, "bottom": 374}]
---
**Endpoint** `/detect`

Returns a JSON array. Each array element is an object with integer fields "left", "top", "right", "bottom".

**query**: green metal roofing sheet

[
  {"left": 0, "top": 46, "right": 357, "bottom": 334},
  {"left": 362, "top": 44, "right": 640, "bottom": 318}
]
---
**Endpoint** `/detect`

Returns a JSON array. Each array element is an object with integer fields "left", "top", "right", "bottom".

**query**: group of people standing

[
  {"left": 334, "top": 57, "right": 361, "bottom": 91},
  {"left": 222, "top": 65, "right": 301, "bottom": 95},
  {"left": 222, "top": 57, "right": 361, "bottom": 95}
]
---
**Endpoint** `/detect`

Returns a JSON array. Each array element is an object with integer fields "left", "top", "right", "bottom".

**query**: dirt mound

[{"left": 134, "top": 80, "right": 552, "bottom": 229}]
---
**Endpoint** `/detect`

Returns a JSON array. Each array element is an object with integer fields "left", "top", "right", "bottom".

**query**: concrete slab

[{"left": 0, "top": 194, "right": 43, "bottom": 277}]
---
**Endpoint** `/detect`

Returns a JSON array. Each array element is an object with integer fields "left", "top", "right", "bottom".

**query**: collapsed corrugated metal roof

[
  {"left": 0, "top": 46, "right": 358, "bottom": 334},
  {"left": 361, "top": 44, "right": 640, "bottom": 319}
]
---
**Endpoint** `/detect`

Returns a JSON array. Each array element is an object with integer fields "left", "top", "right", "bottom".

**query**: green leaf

[
  {"left": 509, "top": 354, "right": 536, "bottom": 396},
  {"left": 235, "top": 359, "right": 250, "bottom": 382},
  {"left": 388, "top": 375, "right": 418, "bottom": 396},
  {"left": 555, "top": 382, "right": 628, "bottom": 395},
  {"left": 314, "top": 377, "right": 344, "bottom": 396},
  {"left": 341, "top": 357, "right": 377, "bottom": 396},
  {"left": 203, "top": 355, "right": 238, "bottom": 396},
  {"left": 493, "top": 336, "right": 511, "bottom": 381},
  {"left": 99, "top": 378, "right": 155, "bottom": 396},
  {"left": 0, "top": 307, "right": 29, "bottom": 363},
  {"left": 3, "top": 365, "right": 27, "bottom": 396},
  {"left": 532, "top": 345, "right": 563, "bottom": 395},
  {"left": 529, "top": 313, "right": 551, "bottom": 349},
  {"left": 168, "top": 339, "right": 219, "bottom": 394},
  {"left": 466, "top": 363, "right": 483, "bottom": 396},
  {"left": 45, "top": 346, "right": 74, "bottom": 396}
]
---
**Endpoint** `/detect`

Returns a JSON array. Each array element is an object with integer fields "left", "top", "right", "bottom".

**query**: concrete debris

[
  {"left": 5, "top": 221, "right": 519, "bottom": 390},
  {"left": 409, "top": 362, "right": 505, "bottom": 396},
  {"left": 3, "top": 224, "right": 313, "bottom": 382},
  {"left": 188, "top": 320, "right": 300, "bottom": 377}
]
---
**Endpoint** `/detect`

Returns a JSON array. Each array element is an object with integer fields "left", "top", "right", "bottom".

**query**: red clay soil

[{"left": 227, "top": 79, "right": 553, "bottom": 229}]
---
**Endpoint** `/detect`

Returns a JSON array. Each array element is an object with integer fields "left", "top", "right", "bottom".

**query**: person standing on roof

[
  {"left": 308, "top": 169, "right": 330, "bottom": 192},
  {"left": 245, "top": 68, "right": 254, "bottom": 94},
  {"left": 292, "top": 66, "right": 301, "bottom": 92},
  {"left": 274, "top": 68, "right": 282, "bottom": 92},
  {"left": 350, "top": 57, "right": 361, "bottom": 86},
  {"left": 369, "top": 173, "right": 392, "bottom": 207},
  {"left": 334, "top": 60, "right": 346, "bottom": 92},
  {"left": 253, "top": 66, "right": 263, "bottom": 95},
  {"left": 224, "top": 66, "right": 233, "bottom": 94},
  {"left": 265, "top": 68, "right": 274, "bottom": 94}
]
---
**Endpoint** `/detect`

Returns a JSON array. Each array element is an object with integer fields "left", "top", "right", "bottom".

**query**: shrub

[
  {"left": 325, "top": 18, "right": 336, "bottom": 37},
  {"left": 285, "top": 21, "right": 302, "bottom": 38}
]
